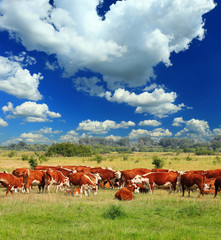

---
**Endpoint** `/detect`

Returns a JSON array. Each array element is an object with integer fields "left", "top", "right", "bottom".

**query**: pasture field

[{"left": 1, "top": 151, "right": 221, "bottom": 240}]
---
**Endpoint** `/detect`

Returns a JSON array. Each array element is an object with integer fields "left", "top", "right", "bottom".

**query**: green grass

[{"left": 1, "top": 189, "right": 221, "bottom": 240}]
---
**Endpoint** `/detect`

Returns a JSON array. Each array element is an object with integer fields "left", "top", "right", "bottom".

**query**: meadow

[{"left": 1, "top": 151, "right": 221, "bottom": 240}]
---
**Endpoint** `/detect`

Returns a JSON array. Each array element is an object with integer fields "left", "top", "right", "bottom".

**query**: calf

[
  {"left": 0, "top": 172, "right": 24, "bottom": 196},
  {"left": 180, "top": 173, "right": 205, "bottom": 197}
]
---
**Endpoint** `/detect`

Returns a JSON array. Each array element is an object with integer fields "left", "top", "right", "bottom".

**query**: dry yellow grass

[{"left": 0, "top": 151, "right": 220, "bottom": 173}]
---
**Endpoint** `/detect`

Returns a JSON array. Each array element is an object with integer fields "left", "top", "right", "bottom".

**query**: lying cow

[
  {"left": 115, "top": 184, "right": 139, "bottom": 201},
  {"left": 0, "top": 172, "right": 24, "bottom": 196}
]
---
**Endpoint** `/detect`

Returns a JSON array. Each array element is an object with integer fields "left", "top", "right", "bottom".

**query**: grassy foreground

[
  {"left": 0, "top": 190, "right": 221, "bottom": 240},
  {"left": 1, "top": 152, "right": 221, "bottom": 239}
]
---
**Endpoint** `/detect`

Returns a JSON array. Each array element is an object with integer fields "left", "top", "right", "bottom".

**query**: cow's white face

[{"left": 114, "top": 171, "right": 121, "bottom": 179}]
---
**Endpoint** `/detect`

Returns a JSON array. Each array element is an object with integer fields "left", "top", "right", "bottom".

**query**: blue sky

[{"left": 0, "top": 0, "right": 220, "bottom": 145}]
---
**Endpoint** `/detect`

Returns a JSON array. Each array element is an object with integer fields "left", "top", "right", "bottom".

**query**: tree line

[{"left": 1, "top": 135, "right": 221, "bottom": 156}]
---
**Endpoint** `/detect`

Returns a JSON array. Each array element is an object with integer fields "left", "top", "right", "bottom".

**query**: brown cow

[
  {"left": 180, "top": 173, "right": 205, "bottom": 197},
  {"left": 34, "top": 166, "right": 58, "bottom": 171},
  {"left": 44, "top": 170, "right": 70, "bottom": 192},
  {"left": 12, "top": 168, "right": 30, "bottom": 177},
  {"left": 121, "top": 168, "right": 152, "bottom": 186},
  {"left": 142, "top": 171, "right": 179, "bottom": 193},
  {"left": 152, "top": 169, "right": 170, "bottom": 172},
  {"left": 115, "top": 184, "right": 139, "bottom": 201},
  {"left": 69, "top": 172, "right": 98, "bottom": 196},
  {"left": 204, "top": 169, "right": 221, "bottom": 179},
  {"left": 55, "top": 167, "right": 75, "bottom": 177},
  {"left": 22, "top": 170, "right": 45, "bottom": 193},
  {"left": 0, "top": 172, "right": 24, "bottom": 196},
  {"left": 90, "top": 167, "right": 116, "bottom": 188},
  {"left": 214, "top": 176, "right": 221, "bottom": 198}
]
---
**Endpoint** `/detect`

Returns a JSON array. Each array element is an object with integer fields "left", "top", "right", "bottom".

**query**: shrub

[
  {"left": 103, "top": 205, "right": 126, "bottom": 220},
  {"left": 186, "top": 156, "right": 192, "bottom": 161},
  {"left": 21, "top": 155, "right": 29, "bottom": 161},
  {"left": 8, "top": 151, "right": 15, "bottom": 158},
  {"left": 94, "top": 154, "right": 103, "bottom": 163},
  {"left": 28, "top": 155, "right": 38, "bottom": 169},
  {"left": 152, "top": 156, "right": 164, "bottom": 168},
  {"left": 195, "top": 148, "right": 215, "bottom": 155}
]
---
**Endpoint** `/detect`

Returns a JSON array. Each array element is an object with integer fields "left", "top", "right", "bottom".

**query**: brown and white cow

[
  {"left": 69, "top": 172, "right": 98, "bottom": 196},
  {"left": 120, "top": 168, "right": 152, "bottom": 187},
  {"left": 0, "top": 172, "right": 24, "bottom": 196},
  {"left": 17, "top": 170, "right": 45, "bottom": 193},
  {"left": 115, "top": 185, "right": 139, "bottom": 201},
  {"left": 142, "top": 171, "right": 179, "bottom": 193},
  {"left": 90, "top": 167, "right": 117, "bottom": 188},
  {"left": 44, "top": 170, "right": 70, "bottom": 192},
  {"left": 180, "top": 173, "right": 205, "bottom": 197}
]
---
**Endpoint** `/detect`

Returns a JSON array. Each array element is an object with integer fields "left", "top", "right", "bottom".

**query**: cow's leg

[
  {"left": 149, "top": 184, "right": 153, "bottom": 194},
  {"left": 215, "top": 186, "right": 218, "bottom": 198},
  {"left": 181, "top": 184, "right": 185, "bottom": 197},
  {"left": 6, "top": 186, "right": 13, "bottom": 196},
  {"left": 188, "top": 189, "right": 191, "bottom": 197}
]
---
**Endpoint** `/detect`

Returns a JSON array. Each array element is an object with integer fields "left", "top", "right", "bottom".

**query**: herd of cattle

[{"left": 1, "top": 165, "right": 221, "bottom": 200}]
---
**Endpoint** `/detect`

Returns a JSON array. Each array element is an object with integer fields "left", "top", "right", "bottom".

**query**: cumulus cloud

[
  {"left": 129, "top": 128, "right": 172, "bottom": 140},
  {"left": 0, "top": 0, "right": 216, "bottom": 90},
  {"left": 2, "top": 102, "right": 61, "bottom": 122},
  {"left": 175, "top": 118, "right": 212, "bottom": 141},
  {"left": 105, "top": 88, "right": 184, "bottom": 117},
  {"left": 172, "top": 117, "right": 186, "bottom": 126},
  {"left": 0, "top": 118, "right": 8, "bottom": 127},
  {"left": 0, "top": 56, "right": 42, "bottom": 100},
  {"left": 20, "top": 132, "right": 50, "bottom": 143},
  {"left": 77, "top": 119, "right": 135, "bottom": 134},
  {"left": 35, "top": 127, "right": 62, "bottom": 134},
  {"left": 138, "top": 120, "right": 161, "bottom": 127},
  {"left": 59, "top": 130, "right": 79, "bottom": 142}
]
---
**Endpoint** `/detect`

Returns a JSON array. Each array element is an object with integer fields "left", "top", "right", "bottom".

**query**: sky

[{"left": 0, "top": 0, "right": 220, "bottom": 145}]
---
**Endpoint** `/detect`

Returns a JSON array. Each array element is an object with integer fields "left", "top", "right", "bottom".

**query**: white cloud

[
  {"left": 20, "top": 132, "right": 50, "bottom": 143},
  {"left": 129, "top": 128, "right": 172, "bottom": 140},
  {"left": 59, "top": 130, "right": 79, "bottom": 142},
  {"left": 105, "top": 88, "right": 184, "bottom": 117},
  {"left": 77, "top": 119, "right": 135, "bottom": 134},
  {"left": 0, "top": 56, "right": 42, "bottom": 100},
  {"left": 2, "top": 101, "right": 61, "bottom": 122},
  {"left": 0, "top": 118, "right": 8, "bottom": 127},
  {"left": 138, "top": 120, "right": 161, "bottom": 127},
  {"left": 172, "top": 117, "right": 186, "bottom": 126},
  {"left": 36, "top": 127, "right": 62, "bottom": 134},
  {"left": 175, "top": 118, "right": 212, "bottom": 141},
  {"left": 0, "top": 0, "right": 216, "bottom": 90},
  {"left": 213, "top": 128, "right": 221, "bottom": 136}
]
